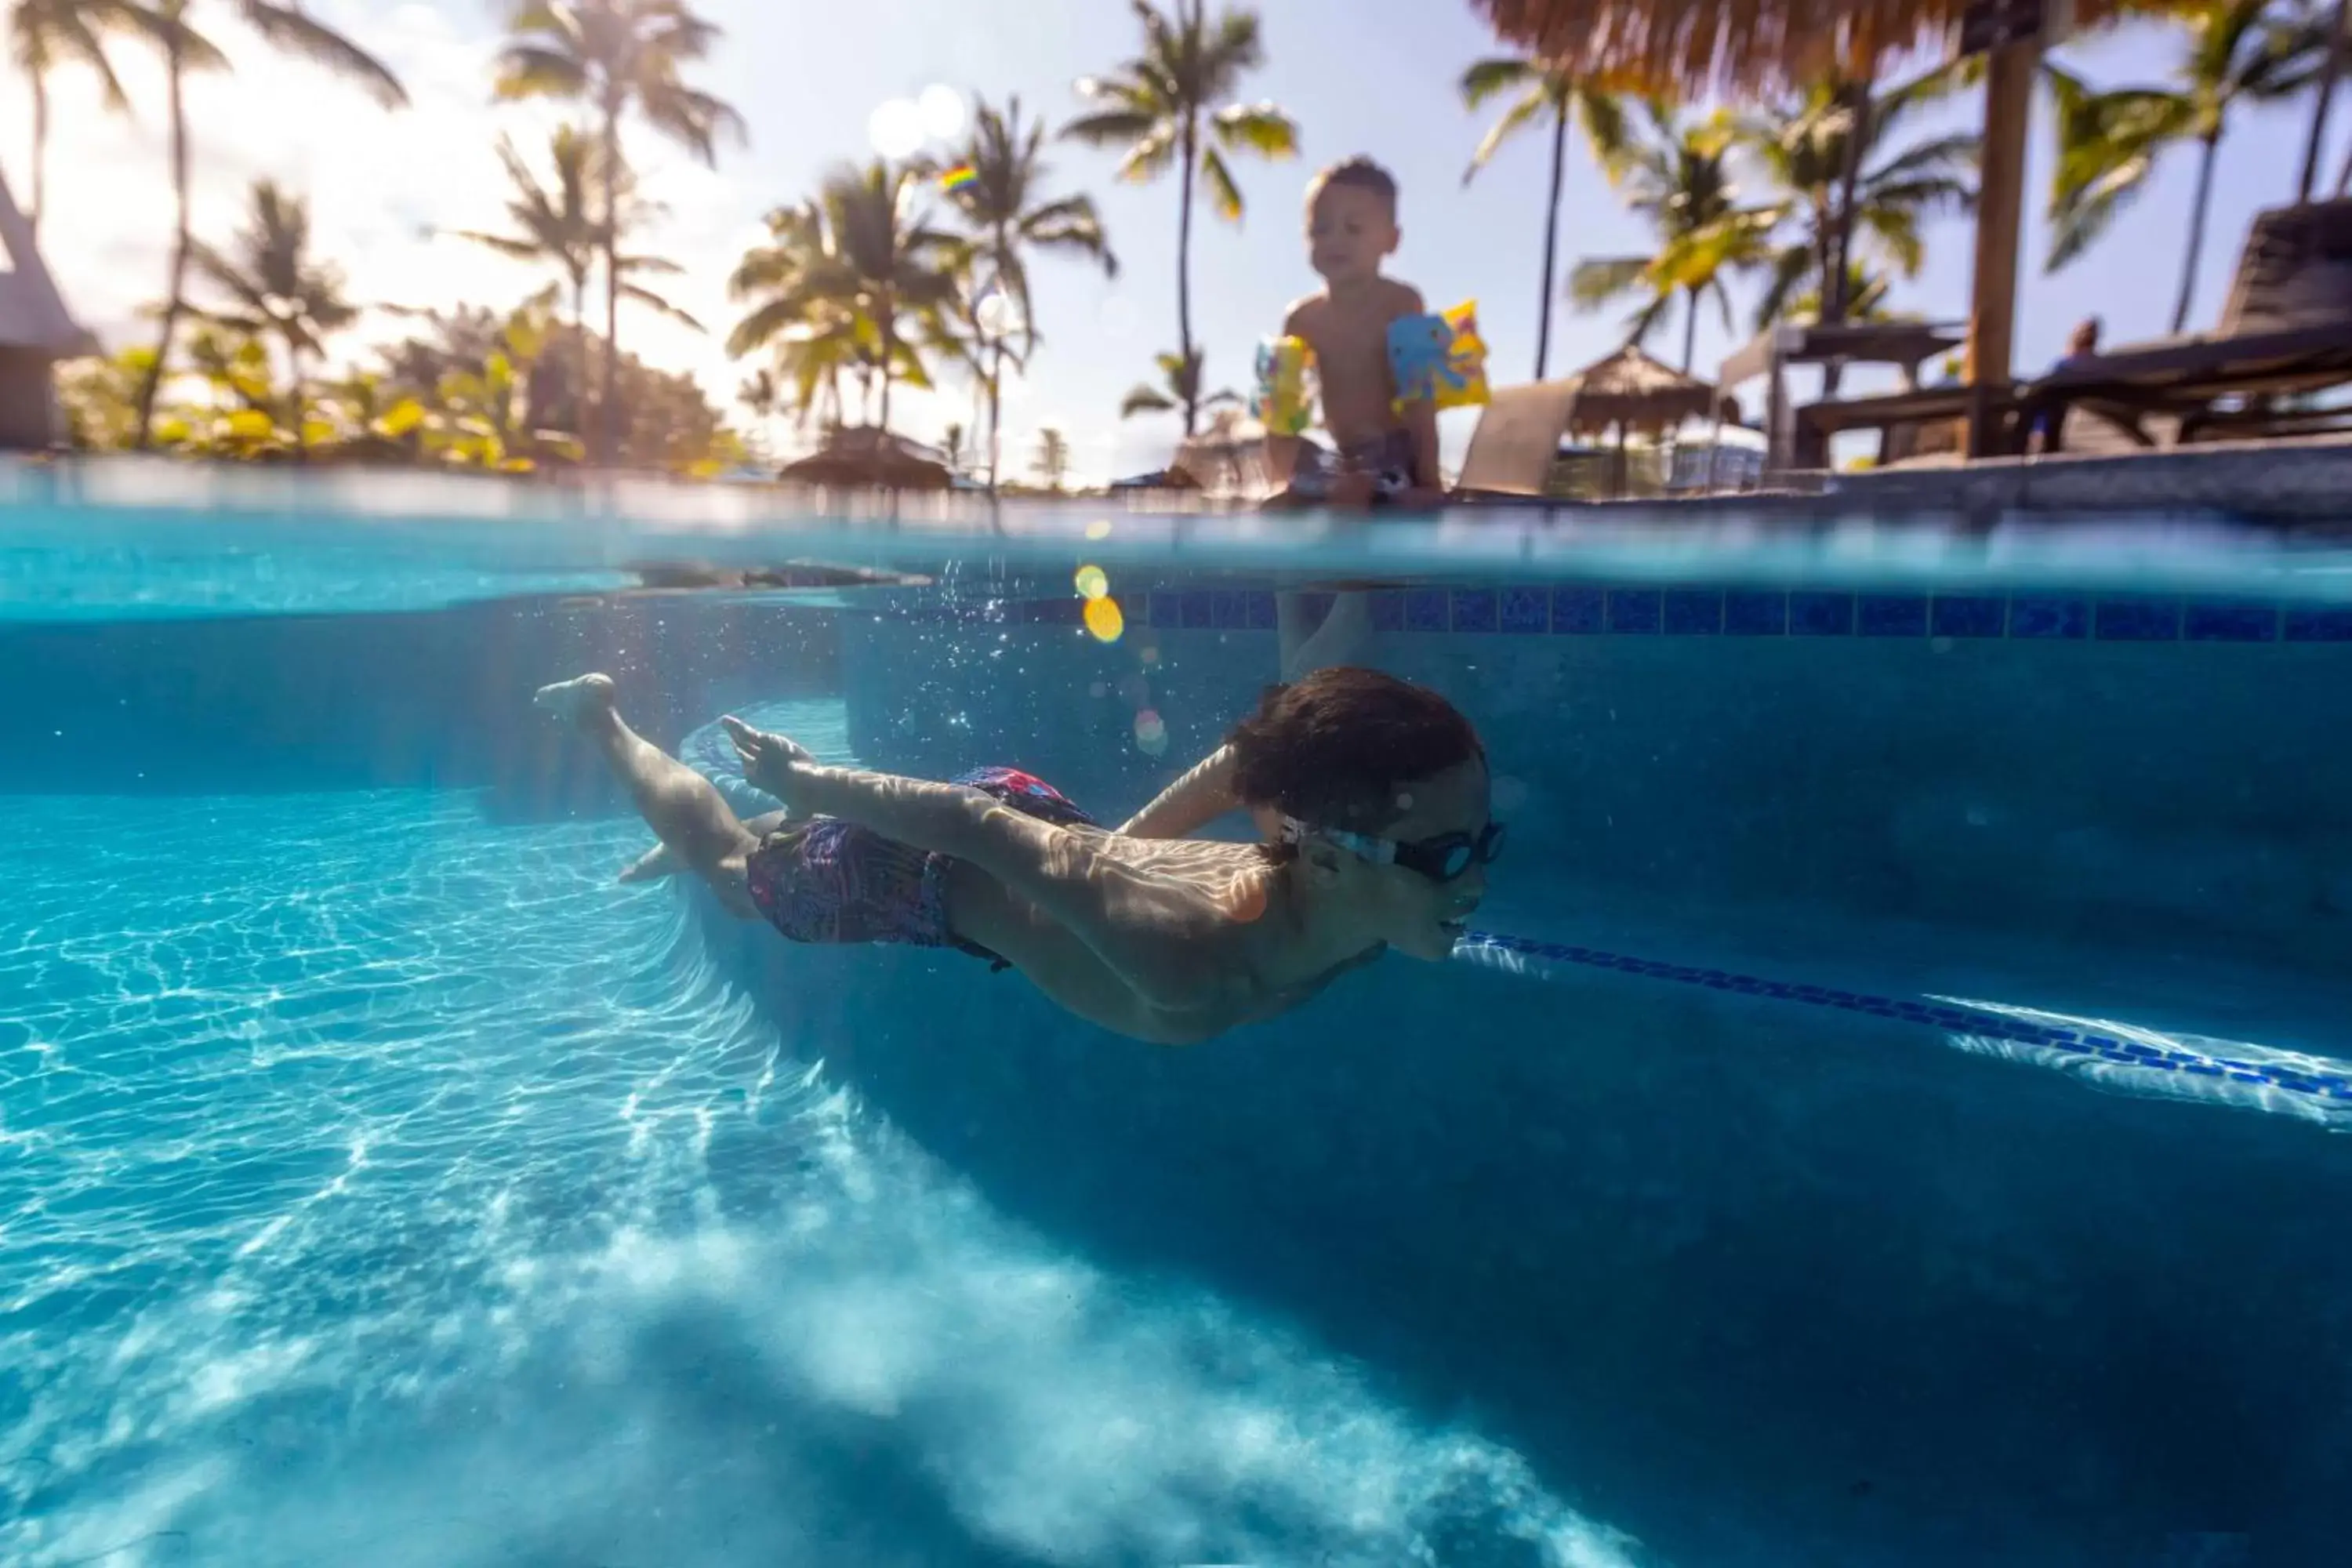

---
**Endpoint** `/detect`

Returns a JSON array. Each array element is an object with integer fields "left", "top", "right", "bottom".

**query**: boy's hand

[{"left": 722, "top": 717, "right": 815, "bottom": 808}]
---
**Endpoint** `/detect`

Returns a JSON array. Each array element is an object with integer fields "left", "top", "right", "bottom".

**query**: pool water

[{"left": 6, "top": 480, "right": 2352, "bottom": 1567}]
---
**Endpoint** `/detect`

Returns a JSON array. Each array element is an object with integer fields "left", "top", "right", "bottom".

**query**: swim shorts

[
  {"left": 1299, "top": 427, "right": 1418, "bottom": 503},
  {"left": 742, "top": 767, "right": 1096, "bottom": 964}
]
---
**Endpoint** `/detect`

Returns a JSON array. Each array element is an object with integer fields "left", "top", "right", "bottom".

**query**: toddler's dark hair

[
  {"left": 1310, "top": 156, "right": 1399, "bottom": 218},
  {"left": 1227, "top": 666, "right": 1482, "bottom": 833}
]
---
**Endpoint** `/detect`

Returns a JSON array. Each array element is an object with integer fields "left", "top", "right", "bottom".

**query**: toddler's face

[{"left": 1306, "top": 182, "right": 1398, "bottom": 285}]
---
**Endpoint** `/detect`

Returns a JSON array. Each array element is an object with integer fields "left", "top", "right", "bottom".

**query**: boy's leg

[{"left": 535, "top": 673, "right": 761, "bottom": 916}]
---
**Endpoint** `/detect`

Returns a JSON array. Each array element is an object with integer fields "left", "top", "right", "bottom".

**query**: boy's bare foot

[{"left": 533, "top": 672, "right": 616, "bottom": 728}]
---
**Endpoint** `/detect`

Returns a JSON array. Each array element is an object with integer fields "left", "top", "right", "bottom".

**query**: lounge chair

[
  {"left": 1454, "top": 379, "right": 1584, "bottom": 498},
  {"left": 2020, "top": 198, "right": 2352, "bottom": 453}
]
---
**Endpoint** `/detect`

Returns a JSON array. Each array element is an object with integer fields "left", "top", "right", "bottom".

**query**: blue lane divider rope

[{"left": 1454, "top": 930, "right": 2352, "bottom": 1107}]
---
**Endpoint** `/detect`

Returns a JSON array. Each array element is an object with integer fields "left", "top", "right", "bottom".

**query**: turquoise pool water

[{"left": 6, "top": 470, "right": 2352, "bottom": 1566}]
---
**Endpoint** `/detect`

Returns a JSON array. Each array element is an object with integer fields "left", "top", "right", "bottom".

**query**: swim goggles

[{"left": 1279, "top": 816, "right": 1508, "bottom": 883}]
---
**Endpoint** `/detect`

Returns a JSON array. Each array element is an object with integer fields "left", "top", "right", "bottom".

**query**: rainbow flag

[{"left": 939, "top": 163, "right": 978, "bottom": 194}]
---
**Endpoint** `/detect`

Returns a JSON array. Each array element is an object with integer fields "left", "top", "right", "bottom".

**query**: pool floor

[{"left": 0, "top": 789, "right": 1627, "bottom": 1567}]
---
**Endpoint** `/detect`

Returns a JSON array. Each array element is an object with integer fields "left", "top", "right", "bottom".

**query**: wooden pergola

[{"left": 1468, "top": 0, "right": 2194, "bottom": 455}]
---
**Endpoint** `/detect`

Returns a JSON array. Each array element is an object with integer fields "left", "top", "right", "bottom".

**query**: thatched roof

[
  {"left": 1564, "top": 343, "right": 1716, "bottom": 434},
  {"left": 1470, "top": 0, "right": 2167, "bottom": 96},
  {"left": 775, "top": 425, "right": 951, "bottom": 491}
]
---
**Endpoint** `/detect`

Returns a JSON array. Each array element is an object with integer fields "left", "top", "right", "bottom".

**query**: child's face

[{"left": 1306, "top": 182, "right": 1399, "bottom": 285}]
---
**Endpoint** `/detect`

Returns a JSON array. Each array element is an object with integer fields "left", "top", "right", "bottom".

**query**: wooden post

[{"left": 1964, "top": 34, "right": 2038, "bottom": 458}]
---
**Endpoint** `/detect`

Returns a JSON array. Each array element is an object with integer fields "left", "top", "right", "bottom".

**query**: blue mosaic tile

[
  {"left": 1148, "top": 592, "right": 1182, "bottom": 629},
  {"left": 1207, "top": 590, "right": 1240, "bottom": 628},
  {"left": 1551, "top": 586, "right": 1605, "bottom": 633},
  {"left": 1404, "top": 588, "right": 1450, "bottom": 633},
  {"left": 1930, "top": 595, "right": 2007, "bottom": 638},
  {"left": 1452, "top": 589, "right": 1500, "bottom": 633},
  {"left": 1500, "top": 586, "right": 1550, "bottom": 633},
  {"left": 1179, "top": 590, "right": 1214, "bottom": 629},
  {"left": 1608, "top": 589, "right": 1662, "bottom": 633},
  {"left": 1724, "top": 591, "right": 1788, "bottom": 635},
  {"left": 1027, "top": 597, "right": 1083, "bottom": 625},
  {"left": 1789, "top": 591, "right": 1854, "bottom": 636},
  {"left": 1857, "top": 594, "right": 1929, "bottom": 637},
  {"left": 1664, "top": 589, "right": 1723, "bottom": 634},
  {"left": 2284, "top": 604, "right": 2352, "bottom": 641},
  {"left": 2183, "top": 600, "right": 2278, "bottom": 642},
  {"left": 2009, "top": 595, "right": 2089, "bottom": 639},
  {"left": 2095, "top": 599, "right": 2181, "bottom": 641},
  {"left": 1369, "top": 591, "right": 1405, "bottom": 631},
  {"left": 1244, "top": 590, "right": 1278, "bottom": 630}
]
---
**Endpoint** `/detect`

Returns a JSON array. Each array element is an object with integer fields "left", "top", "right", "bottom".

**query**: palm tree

[
  {"left": 942, "top": 94, "right": 1116, "bottom": 492},
  {"left": 2045, "top": 0, "right": 2318, "bottom": 331},
  {"left": 1065, "top": 0, "right": 1297, "bottom": 434},
  {"left": 448, "top": 126, "right": 702, "bottom": 440},
  {"left": 1032, "top": 425, "right": 1073, "bottom": 490},
  {"left": 1119, "top": 348, "right": 1238, "bottom": 417},
  {"left": 1459, "top": 56, "right": 1628, "bottom": 379},
  {"left": 493, "top": 0, "right": 743, "bottom": 463},
  {"left": 938, "top": 419, "right": 969, "bottom": 476},
  {"left": 726, "top": 162, "right": 960, "bottom": 432},
  {"left": 131, "top": 0, "right": 403, "bottom": 449},
  {"left": 9, "top": 0, "right": 171, "bottom": 237},
  {"left": 188, "top": 179, "right": 358, "bottom": 455},
  {"left": 1739, "top": 66, "right": 1980, "bottom": 337},
  {"left": 1570, "top": 104, "right": 1773, "bottom": 373}
]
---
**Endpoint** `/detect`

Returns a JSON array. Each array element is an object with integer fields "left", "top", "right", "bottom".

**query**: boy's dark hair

[
  {"left": 1310, "top": 156, "right": 1399, "bottom": 218},
  {"left": 1227, "top": 666, "right": 1482, "bottom": 833}
]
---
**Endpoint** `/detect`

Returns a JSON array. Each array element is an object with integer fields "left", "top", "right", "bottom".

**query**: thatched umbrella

[
  {"left": 775, "top": 426, "right": 953, "bottom": 492},
  {"left": 1563, "top": 342, "right": 1717, "bottom": 495}
]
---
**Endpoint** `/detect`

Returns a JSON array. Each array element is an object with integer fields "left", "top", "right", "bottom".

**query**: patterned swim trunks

[{"left": 742, "top": 767, "right": 1096, "bottom": 961}]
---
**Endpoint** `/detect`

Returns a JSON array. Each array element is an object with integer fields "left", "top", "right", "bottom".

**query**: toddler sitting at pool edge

[{"left": 1266, "top": 156, "right": 1445, "bottom": 509}]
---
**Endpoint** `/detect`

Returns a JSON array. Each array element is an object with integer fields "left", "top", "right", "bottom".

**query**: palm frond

[
  {"left": 1199, "top": 146, "right": 1244, "bottom": 223},
  {"left": 238, "top": 2, "right": 406, "bottom": 107},
  {"left": 1460, "top": 55, "right": 1541, "bottom": 108},
  {"left": 1210, "top": 102, "right": 1298, "bottom": 158},
  {"left": 619, "top": 284, "right": 705, "bottom": 332},
  {"left": 1464, "top": 85, "right": 1552, "bottom": 185},
  {"left": 1569, "top": 253, "right": 1655, "bottom": 310}
]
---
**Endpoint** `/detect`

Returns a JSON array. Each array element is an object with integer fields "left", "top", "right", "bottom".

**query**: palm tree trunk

[
  {"left": 2304, "top": 2, "right": 2347, "bottom": 201},
  {"left": 600, "top": 102, "right": 623, "bottom": 467},
  {"left": 571, "top": 267, "right": 590, "bottom": 439},
  {"left": 1176, "top": 111, "right": 1199, "bottom": 436},
  {"left": 1681, "top": 287, "right": 1700, "bottom": 374},
  {"left": 29, "top": 71, "right": 48, "bottom": 238},
  {"left": 1814, "top": 210, "right": 1846, "bottom": 398},
  {"left": 1536, "top": 100, "right": 1568, "bottom": 380},
  {"left": 288, "top": 338, "right": 307, "bottom": 462},
  {"left": 132, "top": 34, "right": 192, "bottom": 449},
  {"left": 2175, "top": 132, "right": 2222, "bottom": 334},
  {"left": 879, "top": 289, "right": 897, "bottom": 430},
  {"left": 1826, "top": 81, "right": 1869, "bottom": 328},
  {"left": 985, "top": 341, "right": 1005, "bottom": 493}
]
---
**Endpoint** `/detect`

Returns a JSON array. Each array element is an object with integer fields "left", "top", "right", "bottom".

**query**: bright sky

[{"left": 5, "top": 0, "right": 2336, "bottom": 483}]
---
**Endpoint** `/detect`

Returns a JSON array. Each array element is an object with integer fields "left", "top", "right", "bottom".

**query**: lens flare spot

[
  {"left": 1085, "top": 518, "right": 1113, "bottom": 540},
  {"left": 1084, "top": 596, "right": 1125, "bottom": 643},
  {"left": 1074, "top": 564, "right": 1109, "bottom": 601},
  {"left": 1134, "top": 706, "right": 1168, "bottom": 757}
]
